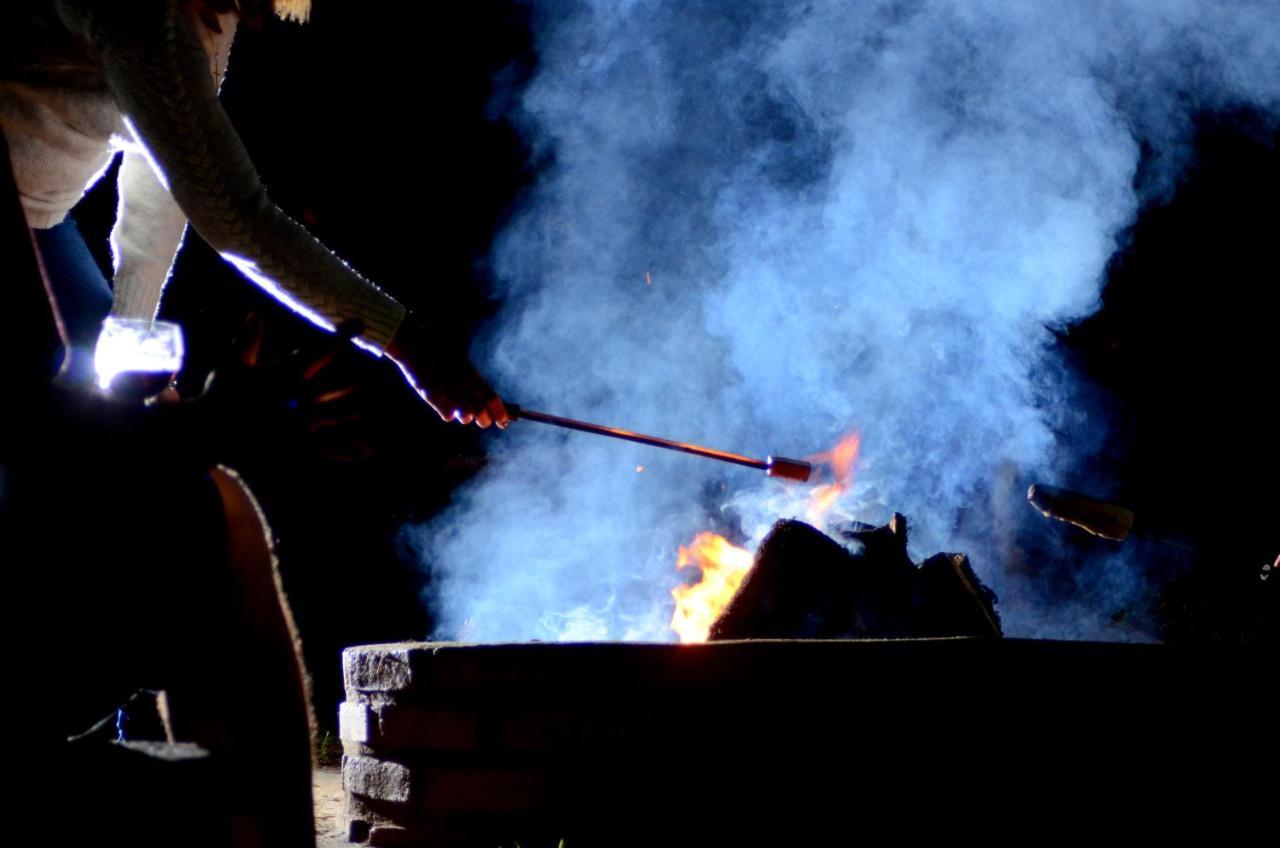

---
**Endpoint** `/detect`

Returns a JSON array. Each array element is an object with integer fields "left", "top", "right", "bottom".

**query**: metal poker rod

[{"left": 506, "top": 404, "right": 812, "bottom": 482}]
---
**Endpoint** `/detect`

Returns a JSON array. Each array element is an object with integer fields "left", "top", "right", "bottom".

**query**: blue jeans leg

[{"left": 34, "top": 217, "right": 113, "bottom": 383}]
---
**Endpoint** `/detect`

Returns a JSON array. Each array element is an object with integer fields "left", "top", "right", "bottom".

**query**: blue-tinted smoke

[{"left": 408, "top": 0, "right": 1280, "bottom": 641}]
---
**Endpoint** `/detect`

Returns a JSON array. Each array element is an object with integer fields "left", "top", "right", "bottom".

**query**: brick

[
  {"left": 339, "top": 701, "right": 373, "bottom": 744},
  {"left": 343, "top": 792, "right": 399, "bottom": 828},
  {"left": 343, "top": 644, "right": 414, "bottom": 692},
  {"left": 340, "top": 699, "right": 478, "bottom": 751},
  {"left": 500, "top": 705, "right": 666, "bottom": 751},
  {"left": 368, "top": 825, "right": 419, "bottom": 847},
  {"left": 345, "top": 777, "right": 554, "bottom": 845},
  {"left": 418, "top": 767, "right": 546, "bottom": 813},
  {"left": 344, "top": 790, "right": 489, "bottom": 842},
  {"left": 344, "top": 760, "right": 547, "bottom": 815},
  {"left": 376, "top": 704, "right": 478, "bottom": 752},
  {"left": 343, "top": 755, "right": 411, "bottom": 804},
  {"left": 497, "top": 709, "right": 572, "bottom": 751}
]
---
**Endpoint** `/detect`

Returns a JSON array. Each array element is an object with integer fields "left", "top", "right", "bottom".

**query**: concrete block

[
  {"left": 418, "top": 767, "right": 546, "bottom": 813},
  {"left": 343, "top": 644, "right": 413, "bottom": 692},
  {"left": 376, "top": 704, "right": 478, "bottom": 751},
  {"left": 343, "top": 762, "right": 547, "bottom": 814},
  {"left": 343, "top": 755, "right": 411, "bottom": 804},
  {"left": 343, "top": 791, "right": 399, "bottom": 828},
  {"left": 497, "top": 709, "right": 572, "bottom": 751},
  {"left": 343, "top": 789, "right": 497, "bottom": 845},
  {"left": 340, "top": 700, "right": 478, "bottom": 751},
  {"left": 367, "top": 825, "right": 416, "bottom": 847},
  {"left": 339, "top": 701, "right": 372, "bottom": 744}
]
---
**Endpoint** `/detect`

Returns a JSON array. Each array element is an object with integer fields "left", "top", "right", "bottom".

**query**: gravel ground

[{"left": 314, "top": 767, "right": 349, "bottom": 848}]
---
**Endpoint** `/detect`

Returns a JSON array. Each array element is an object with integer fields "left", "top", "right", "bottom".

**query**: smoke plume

[{"left": 407, "top": 0, "right": 1280, "bottom": 641}]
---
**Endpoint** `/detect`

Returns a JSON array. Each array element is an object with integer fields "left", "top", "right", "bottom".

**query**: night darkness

[{"left": 11, "top": 2, "right": 1279, "bottom": 735}]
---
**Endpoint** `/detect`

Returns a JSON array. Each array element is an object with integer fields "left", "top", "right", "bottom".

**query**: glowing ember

[{"left": 670, "top": 532, "right": 753, "bottom": 643}]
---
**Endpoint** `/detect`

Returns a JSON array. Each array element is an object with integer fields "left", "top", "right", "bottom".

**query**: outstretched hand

[{"left": 384, "top": 314, "right": 510, "bottom": 429}]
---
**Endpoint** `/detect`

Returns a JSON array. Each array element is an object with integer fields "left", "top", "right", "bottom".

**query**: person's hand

[{"left": 384, "top": 314, "right": 509, "bottom": 429}]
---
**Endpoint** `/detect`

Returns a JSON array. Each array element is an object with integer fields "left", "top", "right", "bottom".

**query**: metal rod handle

[{"left": 507, "top": 404, "right": 811, "bottom": 482}]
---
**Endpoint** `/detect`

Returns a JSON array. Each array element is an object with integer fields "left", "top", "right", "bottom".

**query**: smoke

[{"left": 407, "top": 0, "right": 1280, "bottom": 642}]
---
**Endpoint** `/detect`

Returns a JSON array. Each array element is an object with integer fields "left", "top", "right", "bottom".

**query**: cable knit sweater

[{"left": 1, "top": 0, "right": 406, "bottom": 351}]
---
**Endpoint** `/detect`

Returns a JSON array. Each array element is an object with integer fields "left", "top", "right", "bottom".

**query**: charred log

[{"left": 709, "top": 517, "right": 1000, "bottom": 640}]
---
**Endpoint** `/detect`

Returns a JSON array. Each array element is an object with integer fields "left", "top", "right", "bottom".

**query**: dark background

[{"left": 55, "top": 4, "right": 1280, "bottom": 730}]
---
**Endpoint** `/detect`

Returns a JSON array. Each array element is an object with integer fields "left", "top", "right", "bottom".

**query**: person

[
  {"left": 2, "top": 0, "right": 509, "bottom": 428},
  {"left": 1, "top": 2, "right": 505, "bottom": 844}
]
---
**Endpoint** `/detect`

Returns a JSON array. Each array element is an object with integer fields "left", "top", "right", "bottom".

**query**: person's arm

[
  {"left": 70, "top": 0, "right": 404, "bottom": 349},
  {"left": 109, "top": 149, "right": 188, "bottom": 321},
  {"left": 109, "top": 6, "right": 236, "bottom": 322},
  {"left": 63, "top": 0, "right": 505, "bottom": 425}
]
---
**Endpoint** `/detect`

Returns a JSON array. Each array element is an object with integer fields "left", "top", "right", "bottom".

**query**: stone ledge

[{"left": 342, "top": 638, "right": 1190, "bottom": 696}]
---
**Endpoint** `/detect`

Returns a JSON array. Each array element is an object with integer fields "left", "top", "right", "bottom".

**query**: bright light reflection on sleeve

[
  {"left": 121, "top": 116, "right": 170, "bottom": 193},
  {"left": 220, "top": 252, "right": 383, "bottom": 357}
]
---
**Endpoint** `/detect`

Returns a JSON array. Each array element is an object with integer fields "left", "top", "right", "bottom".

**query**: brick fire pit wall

[{"left": 338, "top": 639, "right": 1264, "bottom": 846}]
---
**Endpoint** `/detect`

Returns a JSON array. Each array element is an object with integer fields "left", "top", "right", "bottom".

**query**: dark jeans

[{"left": 33, "top": 216, "right": 113, "bottom": 382}]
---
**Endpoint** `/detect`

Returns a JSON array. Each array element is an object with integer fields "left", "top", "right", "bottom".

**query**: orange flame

[
  {"left": 670, "top": 532, "right": 753, "bottom": 643},
  {"left": 669, "top": 431, "right": 860, "bottom": 642},
  {"left": 806, "top": 432, "right": 861, "bottom": 524}
]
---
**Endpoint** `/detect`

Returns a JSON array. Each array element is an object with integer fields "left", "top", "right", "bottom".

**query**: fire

[
  {"left": 670, "top": 532, "right": 753, "bottom": 643},
  {"left": 806, "top": 432, "right": 861, "bottom": 524},
  {"left": 668, "top": 431, "right": 861, "bottom": 642}
]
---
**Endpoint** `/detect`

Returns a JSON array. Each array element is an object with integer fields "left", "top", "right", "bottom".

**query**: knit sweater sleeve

[
  {"left": 110, "top": 5, "right": 238, "bottom": 322},
  {"left": 65, "top": 0, "right": 407, "bottom": 351},
  {"left": 110, "top": 149, "right": 188, "bottom": 321}
]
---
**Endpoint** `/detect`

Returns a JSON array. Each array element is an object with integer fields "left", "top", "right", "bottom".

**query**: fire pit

[
  {"left": 336, "top": 512, "right": 1267, "bottom": 844},
  {"left": 337, "top": 638, "right": 1261, "bottom": 846}
]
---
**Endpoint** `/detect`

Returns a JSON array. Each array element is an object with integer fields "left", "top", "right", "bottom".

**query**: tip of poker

[{"left": 765, "top": 455, "right": 812, "bottom": 482}]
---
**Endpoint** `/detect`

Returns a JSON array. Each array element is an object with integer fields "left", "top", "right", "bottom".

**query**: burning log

[
  {"left": 709, "top": 516, "right": 1000, "bottom": 640},
  {"left": 1027, "top": 483, "right": 1135, "bottom": 542}
]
